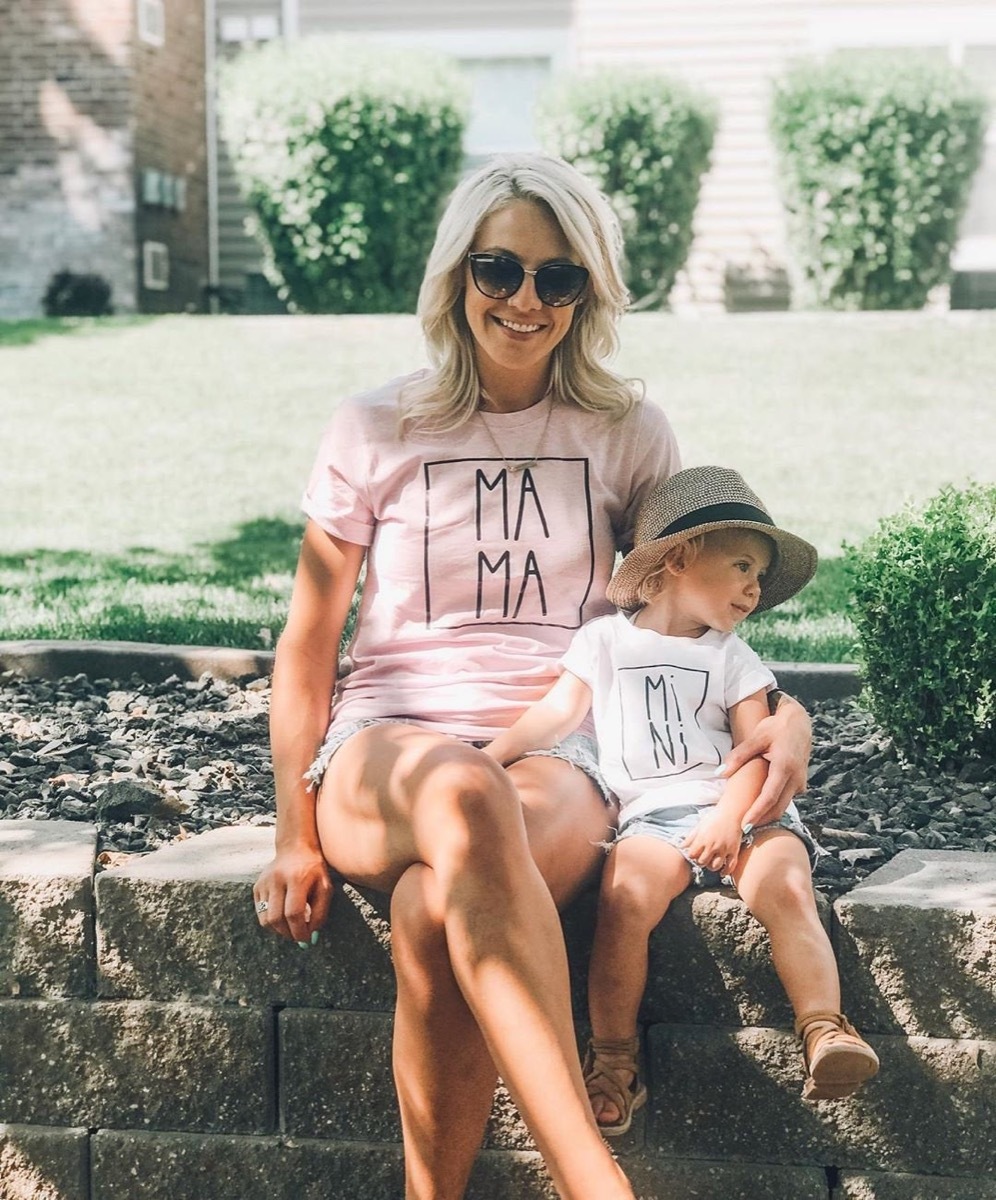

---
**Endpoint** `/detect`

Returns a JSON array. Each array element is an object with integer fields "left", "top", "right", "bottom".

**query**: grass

[{"left": 2, "top": 311, "right": 994, "bottom": 661}]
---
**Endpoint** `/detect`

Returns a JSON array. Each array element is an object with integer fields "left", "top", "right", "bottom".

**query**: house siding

[
  {"left": 134, "top": 0, "right": 210, "bottom": 312},
  {"left": 574, "top": 0, "right": 808, "bottom": 309},
  {"left": 0, "top": 0, "right": 136, "bottom": 318}
]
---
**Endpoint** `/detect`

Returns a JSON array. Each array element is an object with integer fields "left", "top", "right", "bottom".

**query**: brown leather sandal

[
  {"left": 796, "top": 1011, "right": 880, "bottom": 1100},
  {"left": 582, "top": 1035, "right": 648, "bottom": 1137}
]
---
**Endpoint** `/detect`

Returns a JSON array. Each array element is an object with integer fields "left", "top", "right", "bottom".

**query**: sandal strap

[
  {"left": 794, "top": 1012, "right": 864, "bottom": 1073},
  {"left": 583, "top": 1037, "right": 642, "bottom": 1121}
]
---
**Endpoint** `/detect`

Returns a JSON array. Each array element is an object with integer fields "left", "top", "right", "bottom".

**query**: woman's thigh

[
  {"left": 316, "top": 722, "right": 519, "bottom": 892},
  {"left": 506, "top": 755, "right": 616, "bottom": 907}
]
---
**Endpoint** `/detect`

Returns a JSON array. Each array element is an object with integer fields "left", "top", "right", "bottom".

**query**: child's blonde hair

[
  {"left": 633, "top": 528, "right": 778, "bottom": 607},
  {"left": 634, "top": 534, "right": 706, "bottom": 605}
]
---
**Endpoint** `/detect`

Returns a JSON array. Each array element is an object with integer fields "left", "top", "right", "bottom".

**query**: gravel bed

[{"left": 1, "top": 669, "right": 993, "bottom": 896}]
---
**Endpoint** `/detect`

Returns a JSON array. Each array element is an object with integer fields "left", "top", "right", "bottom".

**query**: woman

[{"left": 253, "top": 153, "right": 810, "bottom": 1200}]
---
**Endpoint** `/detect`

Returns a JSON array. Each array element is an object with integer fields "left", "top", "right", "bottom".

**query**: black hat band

[{"left": 655, "top": 502, "right": 774, "bottom": 541}]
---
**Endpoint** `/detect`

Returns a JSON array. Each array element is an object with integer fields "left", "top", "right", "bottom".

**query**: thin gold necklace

[{"left": 477, "top": 390, "right": 554, "bottom": 474}]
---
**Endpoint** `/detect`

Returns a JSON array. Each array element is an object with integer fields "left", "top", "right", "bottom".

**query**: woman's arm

[
  {"left": 681, "top": 689, "right": 770, "bottom": 873},
  {"left": 254, "top": 519, "right": 366, "bottom": 944},
  {"left": 484, "top": 670, "right": 593, "bottom": 766},
  {"left": 714, "top": 690, "right": 812, "bottom": 828}
]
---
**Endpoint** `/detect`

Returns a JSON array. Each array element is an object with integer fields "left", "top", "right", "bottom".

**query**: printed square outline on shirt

[
  {"left": 619, "top": 662, "right": 718, "bottom": 781},
  {"left": 422, "top": 457, "right": 595, "bottom": 629}
]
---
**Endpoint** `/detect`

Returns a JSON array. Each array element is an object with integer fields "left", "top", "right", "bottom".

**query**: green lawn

[{"left": 3, "top": 311, "right": 994, "bottom": 661}]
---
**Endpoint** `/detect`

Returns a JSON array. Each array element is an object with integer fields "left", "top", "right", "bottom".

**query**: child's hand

[{"left": 682, "top": 810, "right": 744, "bottom": 875}]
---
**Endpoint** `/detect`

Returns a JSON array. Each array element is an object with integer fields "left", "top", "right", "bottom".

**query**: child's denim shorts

[
  {"left": 615, "top": 799, "right": 820, "bottom": 887},
  {"left": 305, "top": 717, "right": 613, "bottom": 805}
]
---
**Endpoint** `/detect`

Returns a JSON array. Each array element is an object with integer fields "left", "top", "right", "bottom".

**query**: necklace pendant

[{"left": 510, "top": 459, "right": 537, "bottom": 473}]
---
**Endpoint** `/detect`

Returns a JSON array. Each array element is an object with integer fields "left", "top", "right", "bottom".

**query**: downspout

[{"left": 204, "top": 0, "right": 220, "bottom": 312}]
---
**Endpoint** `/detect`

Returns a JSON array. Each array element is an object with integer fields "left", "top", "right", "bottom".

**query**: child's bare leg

[
  {"left": 587, "top": 836, "right": 691, "bottom": 1126},
  {"left": 732, "top": 829, "right": 839, "bottom": 1013},
  {"left": 734, "top": 829, "right": 878, "bottom": 1097}
]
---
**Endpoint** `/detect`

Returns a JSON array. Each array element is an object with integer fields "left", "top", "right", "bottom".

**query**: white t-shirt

[
  {"left": 302, "top": 371, "right": 681, "bottom": 739},
  {"left": 561, "top": 612, "right": 776, "bottom": 824}
]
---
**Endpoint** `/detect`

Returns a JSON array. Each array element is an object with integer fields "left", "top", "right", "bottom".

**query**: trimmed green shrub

[
  {"left": 846, "top": 482, "right": 996, "bottom": 767},
  {"left": 538, "top": 69, "right": 717, "bottom": 308},
  {"left": 219, "top": 36, "right": 468, "bottom": 313},
  {"left": 771, "top": 53, "right": 988, "bottom": 310},
  {"left": 43, "top": 270, "right": 113, "bottom": 317}
]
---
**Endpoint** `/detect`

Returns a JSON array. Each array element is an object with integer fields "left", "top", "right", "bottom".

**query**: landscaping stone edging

[{"left": 0, "top": 639, "right": 861, "bottom": 703}]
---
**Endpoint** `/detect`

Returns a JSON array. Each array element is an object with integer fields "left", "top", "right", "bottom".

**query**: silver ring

[{"left": 255, "top": 899, "right": 269, "bottom": 914}]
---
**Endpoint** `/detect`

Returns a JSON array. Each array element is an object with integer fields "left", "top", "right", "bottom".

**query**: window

[
  {"left": 220, "top": 13, "right": 280, "bottom": 44},
  {"left": 137, "top": 0, "right": 165, "bottom": 48},
  {"left": 143, "top": 242, "right": 170, "bottom": 291}
]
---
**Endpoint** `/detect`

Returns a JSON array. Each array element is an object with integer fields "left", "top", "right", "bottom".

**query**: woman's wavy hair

[{"left": 400, "top": 153, "right": 641, "bottom": 432}]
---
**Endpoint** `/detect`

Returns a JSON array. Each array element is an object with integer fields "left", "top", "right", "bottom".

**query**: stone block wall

[{"left": 2, "top": 821, "right": 995, "bottom": 1200}]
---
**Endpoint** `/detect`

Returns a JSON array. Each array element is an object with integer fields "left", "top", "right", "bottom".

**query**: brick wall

[
  {"left": 133, "top": 0, "right": 209, "bottom": 313},
  {"left": 0, "top": 0, "right": 136, "bottom": 318}
]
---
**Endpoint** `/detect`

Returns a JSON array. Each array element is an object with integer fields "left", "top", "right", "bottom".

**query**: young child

[{"left": 485, "top": 465, "right": 879, "bottom": 1134}]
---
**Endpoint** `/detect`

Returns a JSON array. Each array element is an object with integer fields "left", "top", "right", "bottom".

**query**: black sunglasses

[{"left": 467, "top": 253, "right": 589, "bottom": 308}]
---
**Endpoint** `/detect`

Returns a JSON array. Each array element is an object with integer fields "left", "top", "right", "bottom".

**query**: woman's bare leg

[
  {"left": 391, "top": 863, "right": 499, "bottom": 1199},
  {"left": 389, "top": 755, "right": 615, "bottom": 1199},
  {"left": 318, "top": 727, "right": 631, "bottom": 1200}
]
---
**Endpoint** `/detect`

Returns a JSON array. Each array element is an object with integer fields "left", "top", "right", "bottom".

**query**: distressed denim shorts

[
  {"left": 305, "top": 717, "right": 613, "bottom": 806},
  {"left": 615, "top": 799, "right": 820, "bottom": 888}
]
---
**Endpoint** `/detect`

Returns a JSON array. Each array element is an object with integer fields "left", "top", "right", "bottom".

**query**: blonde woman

[{"left": 252, "top": 154, "right": 812, "bottom": 1199}]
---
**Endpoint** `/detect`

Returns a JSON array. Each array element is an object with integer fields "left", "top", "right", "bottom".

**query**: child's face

[{"left": 668, "top": 529, "right": 773, "bottom": 634}]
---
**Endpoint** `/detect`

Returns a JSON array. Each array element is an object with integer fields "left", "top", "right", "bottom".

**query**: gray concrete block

[
  {"left": 90, "top": 1130, "right": 403, "bottom": 1200},
  {"left": 838, "top": 1172, "right": 996, "bottom": 1200},
  {"left": 0, "top": 999, "right": 273, "bottom": 1134},
  {"left": 563, "top": 881, "right": 830, "bottom": 1029},
  {"left": 96, "top": 826, "right": 396, "bottom": 1008},
  {"left": 278, "top": 1008, "right": 532, "bottom": 1150},
  {"left": 645, "top": 1024, "right": 996, "bottom": 1176},
  {"left": 0, "top": 820, "right": 97, "bottom": 997},
  {"left": 0, "top": 640, "right": 273, "bottom": 686},
  {"left": 0, "top": 1124, "right": 88, "bottom": 1200},
  {"left": 90, "top": 1131, "right": 555, "bottom": 1200},
  {"left": 627, "top": 1157, "right": 829, "bottom": 1200},
  {"left": 834, "top": 850, "right": 996, "bottom": 1038}
]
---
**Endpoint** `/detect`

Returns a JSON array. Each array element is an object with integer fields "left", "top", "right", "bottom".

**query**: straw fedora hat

[{"left": 607, "top": 465, "right": 818, "bottom": 613}]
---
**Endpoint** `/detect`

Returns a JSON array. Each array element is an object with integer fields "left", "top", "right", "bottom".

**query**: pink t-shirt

[{"left": 302, "top": 370, "right": 681, "bottom": 739}]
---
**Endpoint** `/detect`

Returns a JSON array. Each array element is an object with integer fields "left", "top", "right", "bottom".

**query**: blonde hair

[
  {"left": 400, "top": 153, "right": 641, "bottom": 432},
  {"left": 635, "top": 536, "right": 706, "bottom": 606},
  {"left": 634, "top": 528, "right": 778, "bottom": 607}
]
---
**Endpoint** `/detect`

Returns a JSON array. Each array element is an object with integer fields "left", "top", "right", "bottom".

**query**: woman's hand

[
  {"left": 682, "top": 809, "right": 743, "bottom": 875},
  {"left": 253, "top": 846, "right": 334, "bottom": 946},
  {"left": 717, "top": 694, "right": 812, "bottom": 828}
]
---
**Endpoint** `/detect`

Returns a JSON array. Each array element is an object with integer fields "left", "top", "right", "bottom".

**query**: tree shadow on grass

[{"left": 0, "top": 516, "right": 308, "bottom": 648}]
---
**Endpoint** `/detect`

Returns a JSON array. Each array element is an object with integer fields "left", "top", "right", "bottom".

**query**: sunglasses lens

[
  {"left": 535, "top": 264, "right": 589, "bottom": 307},
  {"left": 469, "top": 255, "right": 523, "bottom": 298}
]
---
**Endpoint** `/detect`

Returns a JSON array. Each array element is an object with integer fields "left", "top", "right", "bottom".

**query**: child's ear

[{"left": 664, "top": 545, "right": 687, "bottom": 575}]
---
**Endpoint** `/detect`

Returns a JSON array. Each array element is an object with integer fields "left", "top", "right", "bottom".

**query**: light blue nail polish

[
  {"left": 310, "top": 930, "right": 320, "bottom": 946},
  {"left": 296, "top": 941, "right": 309, "bottom": 950}
]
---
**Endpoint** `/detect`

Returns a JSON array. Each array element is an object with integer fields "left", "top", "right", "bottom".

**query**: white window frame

[
  {"left": 137, "top": 0, "right": 165, "bottom": 48},
  {"left": 305, "top": 28, "right": 572, "bottom": 158},
  {"left": 142, "top": 241, "right": 170, "bottom": 291},
  {"left": 220, "top": 13, "right": 281, "bottom": 43}
]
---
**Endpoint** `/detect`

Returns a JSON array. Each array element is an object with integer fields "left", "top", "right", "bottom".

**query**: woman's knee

[{"left": 415, "top": 750, "right": 525, "bottom": 875}]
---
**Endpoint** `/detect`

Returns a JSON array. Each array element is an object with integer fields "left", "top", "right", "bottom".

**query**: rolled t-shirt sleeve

[
  {"left": 725, "top": 636, "right": 777, "bottom": 708},
  {"left": 560, "top": 620, "right": 601, "bottom": 689},
  {"left": 301, "top": 401, "right": 375, "bottom": 547}
]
